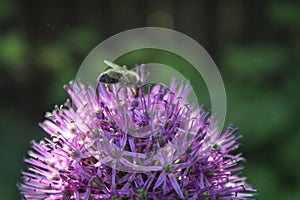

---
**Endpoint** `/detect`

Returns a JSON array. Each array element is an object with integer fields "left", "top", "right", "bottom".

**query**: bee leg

[
  {"left": 115, "top": 86, "right": 124, "bottom": 100},
  {"left": 103, "top": 84, "right": 111, "bottom": 93},
  {"left": 131, "top": 87, "right": 138, "bottom": 98}
]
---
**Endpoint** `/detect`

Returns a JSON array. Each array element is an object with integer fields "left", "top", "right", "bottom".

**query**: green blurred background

[{"left": 0, "top": 0, "right": 299, "bottom": 199}]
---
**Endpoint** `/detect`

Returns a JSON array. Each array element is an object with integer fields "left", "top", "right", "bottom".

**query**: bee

[
  {"left": 98, "top": 60, "right": 142, "bottom": 97},
  {"left": 80, "top": 156, "right": 99, "bottom": 167}
]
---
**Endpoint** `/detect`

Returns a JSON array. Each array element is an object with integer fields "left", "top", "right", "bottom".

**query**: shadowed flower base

[{"left": 18, "top": 67, "right": 256, "bottom": 199}]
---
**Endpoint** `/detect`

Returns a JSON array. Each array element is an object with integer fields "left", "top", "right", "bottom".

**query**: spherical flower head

[{"left": 18, "top": 64, "right": 256, "bottom": 199}]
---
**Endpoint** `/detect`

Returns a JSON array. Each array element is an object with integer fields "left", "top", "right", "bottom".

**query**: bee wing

[
  {"left": 104, "top": 60, "right": 126, "bottom": 71},
  {"left": 106, "top": 69, "right": 123, "bottom": 79}
]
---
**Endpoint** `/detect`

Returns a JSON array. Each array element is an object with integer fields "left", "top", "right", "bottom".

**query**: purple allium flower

[{"left": 18, "top": 64, "right": 256, "bottom": 199}]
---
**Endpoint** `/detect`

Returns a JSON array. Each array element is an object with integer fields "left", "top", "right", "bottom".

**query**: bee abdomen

[{"left": 98, "top": 74, "right": 120, "bottom": 84}]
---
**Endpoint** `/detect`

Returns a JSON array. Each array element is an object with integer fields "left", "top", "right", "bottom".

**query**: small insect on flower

[
  {"left": 80, "top": 156, "right": 99, "bottom": 167},
  {"left": 98, "top": 60, "right": 142, "bottom": 97}
]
